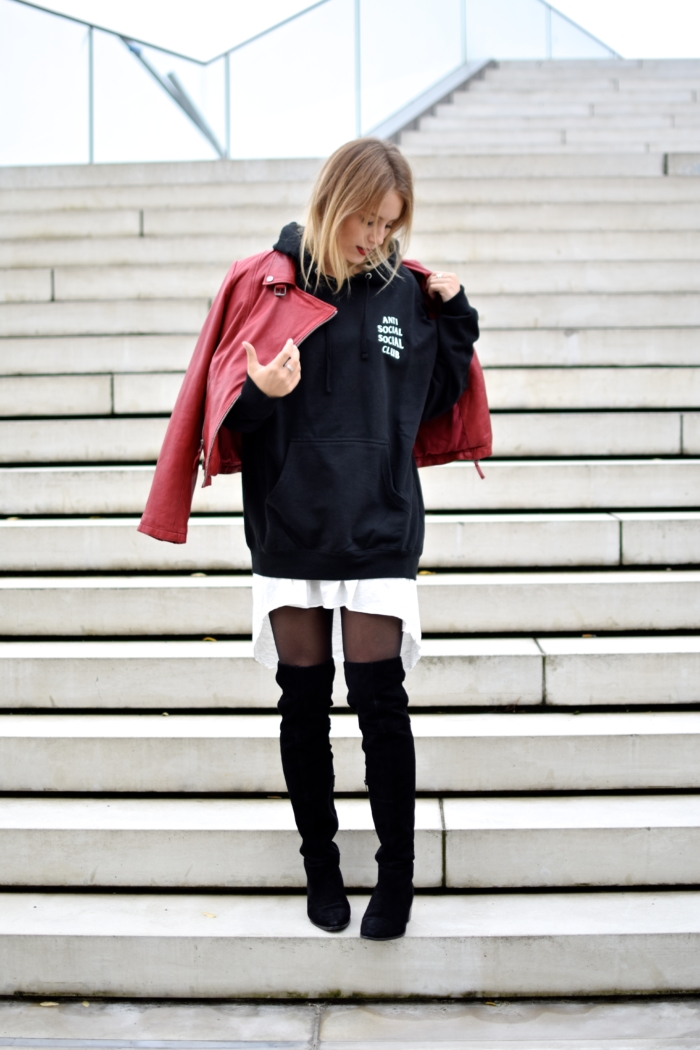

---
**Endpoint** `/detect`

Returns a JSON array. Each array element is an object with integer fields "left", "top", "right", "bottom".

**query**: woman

[{"left": 139, "top": 138, "right": 489, "bottom": 942}]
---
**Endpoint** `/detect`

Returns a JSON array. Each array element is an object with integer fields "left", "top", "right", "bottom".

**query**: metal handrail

[
  {"left": 6, "top": 0, "right": 618, "bottom": 164},
  {"left": 122, "top": 39, "right": 226, "bottom": 159},
  {"left": 10, "top": 0, "right": 335, "bottom": 65},
  {"left": 368, "top": 59, "right": 495, "bottom": 142}
]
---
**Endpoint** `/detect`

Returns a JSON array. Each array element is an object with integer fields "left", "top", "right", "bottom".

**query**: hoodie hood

[
  {"left": 272, "top": 221, "right": 305, "bottom": 261},
  {"left": 272, "top": 221, "right": 397, "bottom": 288},
  {"left": 272, "top": 221, "right": 393, "bottom": 389}
]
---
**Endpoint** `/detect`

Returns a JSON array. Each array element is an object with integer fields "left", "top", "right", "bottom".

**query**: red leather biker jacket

[{"left": 138, "top": 249, "right": 492, "bottom": 544}]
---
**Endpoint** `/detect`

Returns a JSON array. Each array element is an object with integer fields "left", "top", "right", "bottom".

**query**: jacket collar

[{"left": 259, "top": 250, "right": 297, "bottom": 288}]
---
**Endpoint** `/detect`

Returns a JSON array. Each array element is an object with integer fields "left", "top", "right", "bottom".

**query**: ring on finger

[
  {"left": 435, "top": 272, "right": 444, "bottom": 278},
  {"left": 284, "top": 360, "right": 295, "bottom": 373}
]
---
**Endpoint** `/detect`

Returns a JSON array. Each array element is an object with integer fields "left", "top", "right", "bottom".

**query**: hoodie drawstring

[
  {"left": 360, "top": 272, "right": 371, "bottom": 360},
  {"left": 325, "top": 271, "right": 372, "bottom": 392},
  {"left": 325, "top": 325, "right": 332, "bottom": 394}
]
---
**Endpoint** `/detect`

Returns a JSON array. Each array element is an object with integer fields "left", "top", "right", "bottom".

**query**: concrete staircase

[{"left": 1, "top": 58, "right": 700, "bottom": 999}]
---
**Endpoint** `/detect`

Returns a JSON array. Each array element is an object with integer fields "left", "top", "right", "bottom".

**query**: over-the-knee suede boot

[
  {"left": 344, "top": 656, "right": 415, "bottom": 940},
  {"left": 276, "top": 660, "right": 350, "bottom": 932}
]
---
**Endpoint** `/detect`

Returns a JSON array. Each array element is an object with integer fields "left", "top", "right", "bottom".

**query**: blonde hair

[{"left": 300, "top": 138, "right": 414, "bottom": 292}]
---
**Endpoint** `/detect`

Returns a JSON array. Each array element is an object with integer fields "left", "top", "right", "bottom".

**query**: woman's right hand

[{"left": 243, "top": 338, "right": 301, "bottom": 398}]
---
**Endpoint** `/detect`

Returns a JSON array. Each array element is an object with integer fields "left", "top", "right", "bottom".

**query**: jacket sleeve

[
  {"left": 223, "top": 375, "right": 277, "bottom": 433},
  {"left": 137, "top": 263, "right": 238, "bottom": 544},
  {"left": 421, "top": 288, "right": 479, "bottom": 423}
]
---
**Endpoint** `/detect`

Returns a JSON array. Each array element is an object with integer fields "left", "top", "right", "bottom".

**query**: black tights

[{"left": 269, "top": 606, "right": 402, "bottom": 666}]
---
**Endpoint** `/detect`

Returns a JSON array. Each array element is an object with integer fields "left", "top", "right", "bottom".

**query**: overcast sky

[{"left": 20, "top": 0, "right": 700, "bottom": 60}]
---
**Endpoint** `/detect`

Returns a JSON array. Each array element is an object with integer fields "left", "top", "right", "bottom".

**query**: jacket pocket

[{"left": 264, "top": 439, "right": 411, "bottom": 554}]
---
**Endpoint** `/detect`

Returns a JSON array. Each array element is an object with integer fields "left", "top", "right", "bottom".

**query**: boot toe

[
  {"left": 308, "top": 899, "right": 351, "bottom": 933},
  {"left": 360, "top": 878, "right": 413, "bottom": 941},
  {"left": 360, "top": 905, "right": 411, "bottom": 941}
]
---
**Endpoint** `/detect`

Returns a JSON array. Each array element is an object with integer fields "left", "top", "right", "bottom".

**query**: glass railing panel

[
  {"left": 0, "top": 0, "right": 88, "bottom": 165},
  {"left": 0, "top": 0, "right": 620, "bottom": 166},
  {"left": 227, "top": 0, "right": 355, "bottom": 159},
  {"left": 464, "top": 0, "right": 548, "bottom": 60},
  {"left": 92, "top": 31, "right": 218, "bottom": 163},
  {"left": 138, "top": 44, "right": 227, "bottom": 155},
  {"left": 360, "top": 0, "right": 462, "bottom": 132},
  {"left": 550, "top": 8, "right": 616, "bottom": 59}
]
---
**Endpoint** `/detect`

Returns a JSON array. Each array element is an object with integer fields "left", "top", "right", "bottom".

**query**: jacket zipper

[{"left": 203, "top": 307, "right": 338, "bottom": 483}]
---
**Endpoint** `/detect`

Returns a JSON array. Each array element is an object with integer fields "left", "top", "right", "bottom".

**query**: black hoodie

[{"left": 224, "top": 223, "right": 479, "bottom": 580}]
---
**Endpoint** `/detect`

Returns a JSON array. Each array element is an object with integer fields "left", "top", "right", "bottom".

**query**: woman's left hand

[{"left": 426, "top": 271, "right": 461, "bottom": 302}]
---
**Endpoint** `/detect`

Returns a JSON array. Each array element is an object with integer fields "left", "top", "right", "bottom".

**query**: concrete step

[
  {"left": 0, "top": 335, "right": 193, "bottom": 375},
  {"left": 402, "top": 131, "right": 700, "bottom": 153},
  {"left": 4, "top": 154, "right": 667, "bottom": 187},
  {"left": 5, "top": 176, "right": 700, "bottom": 210},
  {"left": 432, "top": 113, "right": 696, "bottom": 133},
  {"left": 0, "top": 159, "right": 324, "bottom": 190},
  {"left": 0, "top": 375, "right": 114, "bottom": 417},
  {"left": 444, "top": 794, "right": 700, "bottom": 888},
  {"left": 52, "top": 259, "right": 700, "bottom": 299},
  {"left": 1, "top": 889, "right": 698, "bottom": 996},
  {"left": 451, "top": 98, "right": 695, "bottom": 117},
  {"left": 491, "top": 411, "right": 689, "bottom": 457},
  {"left": 436, "top": 102, "right": 700, "bottom": 120},
  {"left": 0, "top": 711, "right": 698, "bottom": 792},
  {"left": 3, "top": 513, "right": 699, "bottom": 572},
  {"left": 2, "top": 460, "right": 699, "bottom": 516},
  {"left": 0, "top": 268, "right": 51, "bottom": 304},
  {"left": 5, "top": 262, "right": 700, "bottom": 303},
  {"left": 0, "top": 207, "right": 286, "bottom": 241},
  {"left": 0, "top": 638, "right": 543, "bottom": 710},
  {"left": 539, "top": 635, "right": 700, "bottom": 706},
  {"left": 6, "top": 230, "right": 700, "bottom": 269},
  {"left": 0, "top": 795, "right": 698, "bottom": 890},
  {"left": 0, "top": 235, "right": 266, "bottom": 269},
  {"left": 428, "top": 112, "right": 700, "bottom": 130},
  {"left": 0, "top": 513, "right": 616, "bottom": 572},
  {"left": 466, "top": 83, "right": 698, "bottom": 99},
  {"left": 2, "top": 328, "right": 699, "bottom": 378},
  {"left": 479, "top": 328, "right": 700, "bottom": 367},
  {"left": 1, "top": 635, "right": 699, "bottom": 710},
  {"left": 618, "top": 511, "right": 700, "bottom": 564},
  {"left": 481, "top": 77, "right": 700, "bottom": 93},
  {"left": 0, "top": 797, "right": 441, "bottom": 889},
  {"left": 154, "top": 203, "right": 700, "bottom": 235},
  {"left": 485, "top": 367, "right": 700, "bottom": 410},
  {"left": 404, "top": 143, "right": 699, "bottom": 158},
  {"left": 428, "top": 175, "right": 700, "bottom": 201},
  {"left": 686, "top": 413, "right": 700, "bottom": 452},
  {"left": 492, "top": 60, "right": 700, "bottom": 77},
  {"left": 0, "top": 299, "right": 206, "bottom": 339},
  {"left": 475, "top": 294, "right": 700, "bottom": 330},
  {"left": 0, "top": 374, "right": 182, "bottom": 417},
  {"left": 5, "top": 368, "right": 700, "bottom": 418},
  {"left": 0, "top": 211, "right": 140, "bottom": 240},
  {"left": 0, "top": 181, "right": 313, "bottom": 213},
  {"left": 6, "top": 998, "right": 698, "bottom": 1048},
  {"left": 9, "top": 202, "right": 700, "bottom": 241},
  {"left": 416, "top": 176, "right": 700, "bottom": 203},
  {"left": 1, "top": 571, "right": 698, "bottom": 636},
  {"left": 50, "top": 265, "right": 223, "bottom": 303},
  {"left": 2, "top": 412, "right": 695, "bottom": 463},
  {"left": 7, "top": 291, "right": 691, "bottom": 341},
  {"left": 0, "top": 418, "right": 168, "bottom": 463},
  {"left": 422, "top": 114, "right": 681, "bottom": 132}
]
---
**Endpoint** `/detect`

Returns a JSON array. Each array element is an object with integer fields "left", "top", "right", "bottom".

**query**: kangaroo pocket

[{"left": 264, "top": 439, "right": 411, "bottom": 554}]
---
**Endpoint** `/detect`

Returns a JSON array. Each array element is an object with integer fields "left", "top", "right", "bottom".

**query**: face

[{"left": 337, "top": 189, "right": 404, "bottom": 268}]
